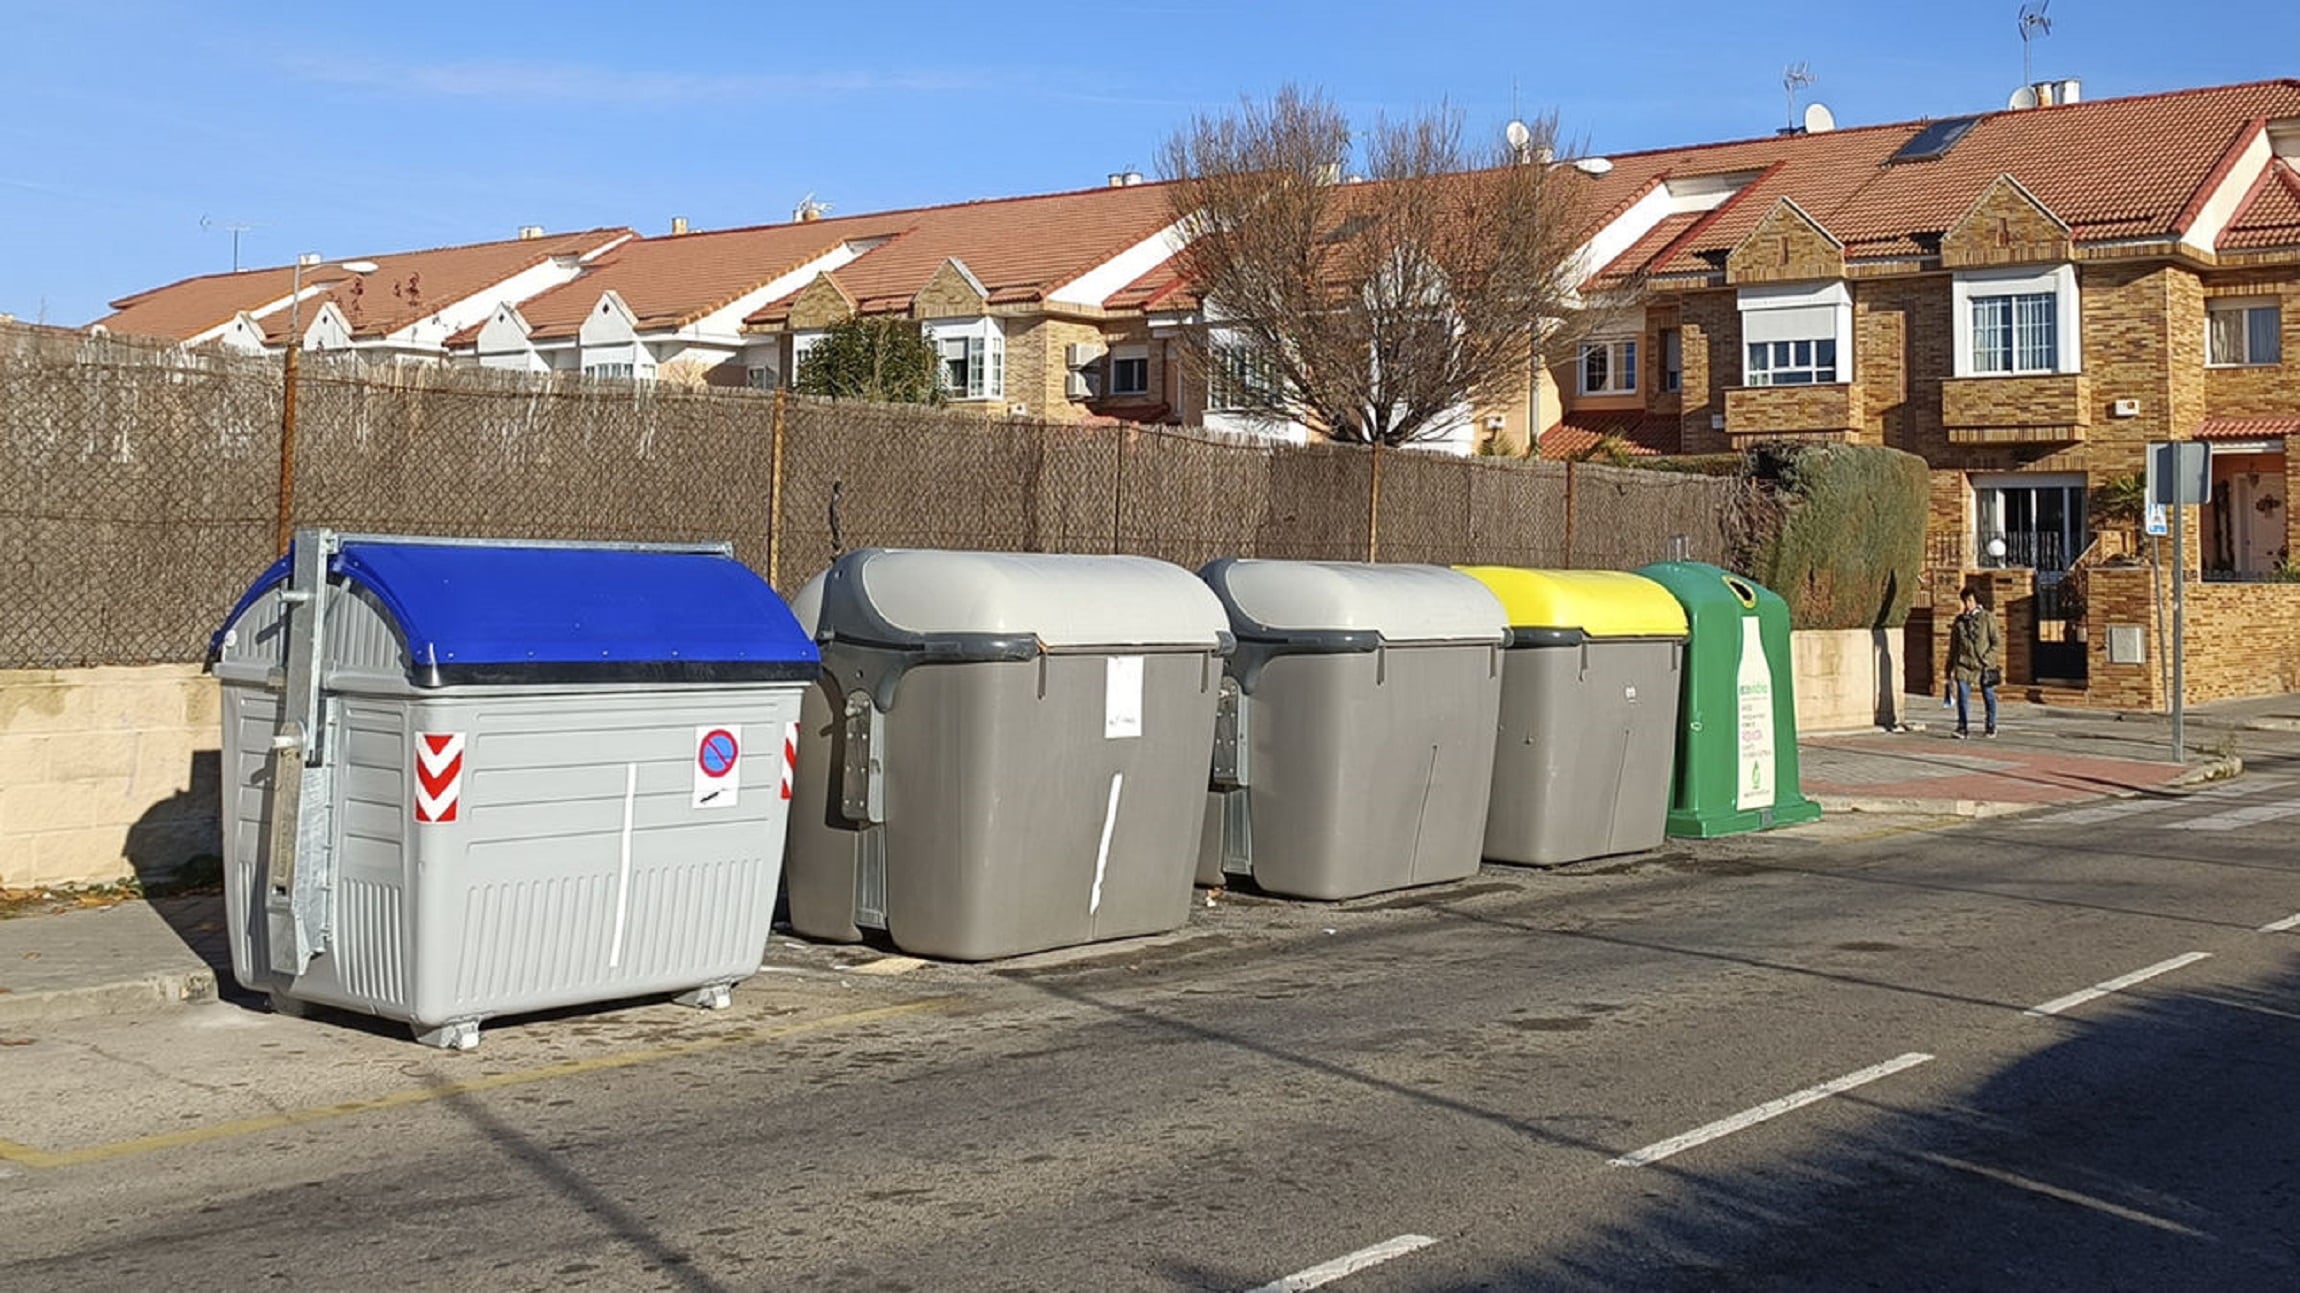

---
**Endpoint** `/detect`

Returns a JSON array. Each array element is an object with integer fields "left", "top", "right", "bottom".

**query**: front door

[{"left": 1976, "top": 476, "right": 2089, "bottom": 682}]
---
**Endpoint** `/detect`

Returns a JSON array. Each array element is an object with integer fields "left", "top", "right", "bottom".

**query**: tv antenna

[
  {"left": 1783, "top": 63, "right": 1818, "bottom": 131},
  {"left": 200, "top": 214, "right": 257, "bottom": 272},
  {"left": 2018, "top": 0, "right": 2053, "bottom": 86}
]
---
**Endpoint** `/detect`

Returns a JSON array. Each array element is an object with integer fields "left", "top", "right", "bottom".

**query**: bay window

[
  {"left": 926, "top": 317, "right": 1005, "bottom": 400},
  {"left": 1952, "top": 264, "right": 2081, "bottom": 377},
  {"left": 1737, "top": 280, "right": 1853, "bottom": 387}
]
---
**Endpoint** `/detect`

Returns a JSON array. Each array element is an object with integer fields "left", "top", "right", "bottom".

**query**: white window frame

[
  {"left": 2206, "top": 297, "right": 2282, "bottom": 367},
  {"left": 789, "top": 330, "right": 827, "bottom": 384},
  {"left": 924, "top": 316, "right": 1005, "bottom": 400},
  {"left": 1109, "top": 344, "right": 1150, "bottom": 397},
  {"left": 1745, "top": 338, "right": 1840, "bottom": 386},
  {"left": 1578, "top": 337, "right": 1638, "bottom": 396},
  {"left": 581, "top": 361, "right": 638, "bottom": 380},
  {"left": 1951, "top": 264, "right": 2082, "bottom": 378},
  {"left": 1737, "top": 281, "right": 1853, "bottom": 387}
]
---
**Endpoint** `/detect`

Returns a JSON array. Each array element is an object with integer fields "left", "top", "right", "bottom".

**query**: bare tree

[{"left": 1160, "top": 86, "right": 1605, "bottom": 448}]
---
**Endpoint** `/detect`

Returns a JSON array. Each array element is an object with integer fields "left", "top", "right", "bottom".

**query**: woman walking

[{"left": 1947, "top": 587, "right": 2004, "bottom": 739}]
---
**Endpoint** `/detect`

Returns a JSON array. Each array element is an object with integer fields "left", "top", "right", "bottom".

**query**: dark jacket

[{"left": 1948, "top": 605, "right": 2004, "bottom": 685}]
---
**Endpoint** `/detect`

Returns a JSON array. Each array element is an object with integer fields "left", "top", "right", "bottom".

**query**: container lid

[
  {"left": 1455, "top": 567, "right": 1689, "bottom": 640},
  {"left": 800, "top": 549, "right": 1229, "bottom": 651},
  {"left": 1201, "top": 559, "right": 1506, "bottom": 648},
  {"left": 220, "top": 538, "right": 819, "bottom": 686},
  {"left": 1637, "top": 560, "right": 1775, "bottom": 615}
]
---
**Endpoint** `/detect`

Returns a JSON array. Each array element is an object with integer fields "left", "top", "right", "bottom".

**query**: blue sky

[{"left": 5, "top": 0, "right": 2296, "bottom": 324}]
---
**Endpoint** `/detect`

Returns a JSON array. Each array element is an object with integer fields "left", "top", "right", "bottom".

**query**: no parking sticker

[{"left": 693, "top": 725, "right": 742, "bottom": 809}]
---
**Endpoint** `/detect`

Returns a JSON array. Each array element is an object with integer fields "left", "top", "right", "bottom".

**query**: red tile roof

[
  {"left": 2197, "top": 416, "right": 2300, "bottom": 441},
  {"left": 2221, "top": 159, "right": 2300, "bottom": 251},
  {"left": 97, "top": 229, "right": 631, "bottom": 342},
  {"left": 1536, "top": 410, "right": 1683, "bottom": 459},
  {"left": 505, "top": 215, "right": 917, "bottom": 341},
  {"left": 747, "top": 182, "right": 1182, "bottom": 324},
  {"left": 1575, "top": 80, "right": 2300, "bottom": 279}
]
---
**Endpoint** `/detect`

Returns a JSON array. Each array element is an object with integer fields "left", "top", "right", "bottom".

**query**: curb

[
  {"left": 1812, "top": 795, "right": 2037, "bottom": 819},
  {"left": 0, "top": 967, "right": 217, "bottom": 1031},
  {"left": 1812, "top": 752, "right": 2245, "bottom": 821}
]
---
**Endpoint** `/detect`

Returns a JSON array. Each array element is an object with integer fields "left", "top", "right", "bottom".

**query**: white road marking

[
  {"left": 1248, "top": 1235, "right": 1439, "bottom": 1293},
  {"left": 2023, "top": 952, "right": 2213, "bottom": 1017},
  {"left": 2259, "top": 913, "right": 2300, "bottom": 933},
  {"left": 2164, "top": 801, "right": 2300, "bottom": 832},
  {"left": 1608, "top": 1053, "right": 1933, "bottom": 1168},
  {"left": 1915, "top": 1153, "right": 2209, "bottom": 1237},
  {"left": 2041, "top": 778, "right": 2290, "bottom": 826}
]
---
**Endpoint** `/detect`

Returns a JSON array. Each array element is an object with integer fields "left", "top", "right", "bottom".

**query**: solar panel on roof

[{"left": 1888, "top": 116, "right": 1982, "bottom": 163}]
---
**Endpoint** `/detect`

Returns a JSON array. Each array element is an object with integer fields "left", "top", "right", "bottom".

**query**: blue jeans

[{"left": 1954, "top": 678, "right": 1998, "bottom": 734}]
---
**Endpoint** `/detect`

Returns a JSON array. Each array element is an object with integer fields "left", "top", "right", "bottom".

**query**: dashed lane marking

[
  {"left": 2023, "top": 952, "right": 2213, "bottom": 1018},
  {"left": 1247, "top": 1235, "right": 1440, "bottom": 1293},
  {"left": 1609, "top": 1053, "right": 1933, "bottom": 1168}
]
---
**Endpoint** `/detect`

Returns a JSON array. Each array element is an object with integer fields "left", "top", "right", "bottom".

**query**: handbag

[{"left": 1981, "top": 666, "right": 2003, "bottom": 689}]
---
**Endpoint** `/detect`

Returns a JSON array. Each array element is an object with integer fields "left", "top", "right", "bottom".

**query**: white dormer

[
  {"left": 578, "top": 291, "right": 653, "bottom": 379},
  {"left": 476, "top": 303, "right": 549, "bottom": 372},
  {"left": 1570, "top": 171, "right": 1763, "bottom": 290},
  {"left": 1049, "top": 221, "right": 1192, "bottom": 308}
]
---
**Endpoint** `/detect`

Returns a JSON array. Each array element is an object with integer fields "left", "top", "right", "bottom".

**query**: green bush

[
  {"left": 793, "top": 316, "right": 945, "bottom": 405},
  {"left": 1746, "top": 440, "right": 1927, "bottom": 631}
]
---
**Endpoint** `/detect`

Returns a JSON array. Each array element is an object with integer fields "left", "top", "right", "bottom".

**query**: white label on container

[
  {"left": 1735, "top": 619, "right": 1776, "bottom": 812},
  {"left": 1105, "top": 656, "right": 1144, "bottom": 739},
  {"left": 693, "top": 725, "right": 742, "bottom": 809}
]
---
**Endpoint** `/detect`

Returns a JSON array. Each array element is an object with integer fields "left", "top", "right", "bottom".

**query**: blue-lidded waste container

[{"left": 212, "top": 530, "right": 819, "bottom": 1048}]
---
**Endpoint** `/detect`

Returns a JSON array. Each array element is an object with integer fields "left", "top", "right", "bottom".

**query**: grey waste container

[
  {"left": 784, "top": 549, "right": 1230, "bottom": 962},
  {"left": 213, "top": 530, "right": 819, "bottom": 1049},
  {"left": 1458, "top": 566, "right": 1689, "bottom": 865},
  {"left": 1196, "top": 559, "right": 1507, "bottom": 900}
]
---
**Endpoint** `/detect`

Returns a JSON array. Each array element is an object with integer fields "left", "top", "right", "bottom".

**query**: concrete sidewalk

[
  {"left": 0, "top": 896, "right": 224, "bottom": 1031},
  {"left": 1801, "top": 695, "right": 2241, "bottom": 817}
]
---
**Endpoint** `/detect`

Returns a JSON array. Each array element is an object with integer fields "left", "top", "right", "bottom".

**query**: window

[
  {"left": 1660, "top": 328, "right": 1682, "bottom": 393},
  {"left": 746, "top": 365, "right": 778, "bottom": 390},
  {"left": 1579, "top": 339, "right": 1637, "bottom": 395},
  {"left": 1969, "top": 292, "right": 2059, "bottom": 375},
  {"left": 1210, "top": 346, "right": 1279, "bottom": 411},
  {"left": 929, "top": 320, "right": 1004, "bottom": 400},
  {"left": 1745, "top": 338, "right": 1838, "bottom": 386},
  {"left": 2207, "top": 300, "right": 2282, "bottom": 367},
  {"left": 1110, "top": 349, "right": 1150, "bottom": 397},
  {"left": 582, "top": 362, "right": 636, "bottom": 380},
  {"left": 1952, "top": 265, "right": 2078, "bottom": 378},
  {"left": 1974, "top": 477, "right": 2088, "bottom": 572}
]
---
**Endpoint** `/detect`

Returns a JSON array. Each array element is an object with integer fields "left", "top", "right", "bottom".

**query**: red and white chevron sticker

[
  {"left": 414, "top": 731, "right": 465, "bottom": 824},
  {"left": 780, "top": 720, "right": 798, "bottom": 801}
]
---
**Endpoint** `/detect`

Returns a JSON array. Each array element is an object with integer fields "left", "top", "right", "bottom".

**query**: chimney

[
  {"left": 1123, "top": 171, "right": 1144, "bottom": 187},
  {"left": 670, "top": 216, "right": 690, "bottom": 236},
  {"left": 517, "top": 225, "right": 544, "bottom": 240},
  {"left": 1109, "top": 172, "right": 1127, "bottom": 188}
]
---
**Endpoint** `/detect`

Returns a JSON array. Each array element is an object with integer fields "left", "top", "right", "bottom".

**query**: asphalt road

[{"left": 4, "top": 737, "right": 2298, "bottom": 1291}]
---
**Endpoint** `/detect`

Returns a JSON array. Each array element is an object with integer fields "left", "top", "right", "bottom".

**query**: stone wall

[{"left": 0, "top": 666, "right": 220, "bottom": 889}]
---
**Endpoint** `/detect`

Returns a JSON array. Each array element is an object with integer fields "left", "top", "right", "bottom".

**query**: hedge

[{"left": 1745, "top": 440, "right": 1928, "bottom": 631}]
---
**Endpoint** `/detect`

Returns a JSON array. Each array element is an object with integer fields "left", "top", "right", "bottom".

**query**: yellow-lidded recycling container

[{"left": 1457, "top": 567, "right": 1689, "bottom": 865}]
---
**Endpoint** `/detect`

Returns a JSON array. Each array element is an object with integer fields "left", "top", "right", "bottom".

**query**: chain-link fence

[{"left": 1, "top": 322, "right": 1758, "bottom": 669}]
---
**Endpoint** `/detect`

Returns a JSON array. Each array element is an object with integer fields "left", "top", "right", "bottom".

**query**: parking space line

[
  {"left": 1608, "top": 1052, "right": 1933, "bottom": 1168},
  {"left": 1247, "top": 1234, "right": 1439, "bottom": 1292},
  {"left": 0, "top": 999, "right": 951, "bottom": 1172},
  {"left": 2023, "top": 952, "right": 2212, "bottom": 1018},
  {"left": 2162, "top": 801, "right": 2300, "bottom": 833},
  {"left": 2260, "top": 913, "right": 2300, "bottom": 934}
]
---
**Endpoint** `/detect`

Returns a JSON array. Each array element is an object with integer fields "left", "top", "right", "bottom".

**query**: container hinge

[
  {"left": 1219, "top": 788, "right": 1254, "bottom": 878},
  {"left": 1210, "top": 676, "right": 1250, "bottom": 788},
  {"left": 854, "top": 828, "right": 888, "bottom": 930},
  {"left": 839, "top": 690, "right": 886, "bottom": 825},
  {"left": 265, "top": 527, "right": 339, "bottom": 977}
]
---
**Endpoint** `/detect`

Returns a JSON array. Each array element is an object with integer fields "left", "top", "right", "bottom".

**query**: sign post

[{"left": 2146, "top": 441, "right": 2211, "bottom": 763}]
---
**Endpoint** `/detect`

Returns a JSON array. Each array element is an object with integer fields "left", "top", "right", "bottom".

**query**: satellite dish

[
  {"left": 1505, "top": 119, "right": 1532, "bottom": 152},
  {"left": 1573, "top": 156, "right": 1614, "bottom": 176},
  {"left": 2008, "top": 84, "right": 2040, "bottom": 110},
  {"left": 1803, "top": 102, "right": 1836, "bottom": 133}
]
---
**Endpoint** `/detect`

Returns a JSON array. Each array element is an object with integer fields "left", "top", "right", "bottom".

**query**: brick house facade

[{"left": 1533, "top": 80, "right": 2300, "bottom": 707}]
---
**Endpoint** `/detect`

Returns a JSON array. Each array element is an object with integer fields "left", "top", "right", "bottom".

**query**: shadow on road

[{"left": 1402, "top": 947, "right": 2300, "bottom": 1290}]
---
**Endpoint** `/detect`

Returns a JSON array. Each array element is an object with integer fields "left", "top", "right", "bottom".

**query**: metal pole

[
  {"left": 2172, "top": 502, "right": 2187, "bottom": 762},
  {"left": 1366, "top": 437, "right": 1384, "bottom": 563},
  {"left": 767, "top": 386, "right": 787, "bottom": 589},
  {"left": 275, "top": 259, "right": 306, "bottom": 556}
]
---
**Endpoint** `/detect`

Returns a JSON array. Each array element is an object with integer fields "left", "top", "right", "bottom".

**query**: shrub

[
  {"left": 793, "top": 316, "right": 945, "bottom": 405},
  {"left": 1745, "top": 440, "right": 1928, "bottom": 630}
]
